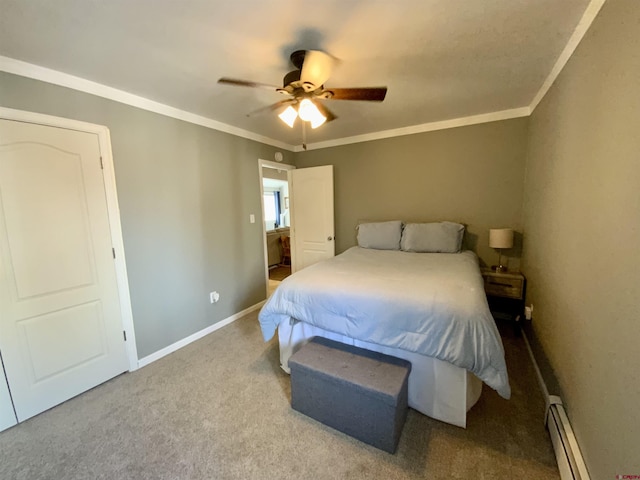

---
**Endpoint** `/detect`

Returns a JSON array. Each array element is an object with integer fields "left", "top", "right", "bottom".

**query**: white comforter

[{"left": 259, "top": 247, "right": 511, "bottom": 399}]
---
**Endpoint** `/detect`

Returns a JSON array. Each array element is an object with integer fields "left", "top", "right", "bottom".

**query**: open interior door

[{"left": 289, "top": 165, "right": 335, "bottom": 272}]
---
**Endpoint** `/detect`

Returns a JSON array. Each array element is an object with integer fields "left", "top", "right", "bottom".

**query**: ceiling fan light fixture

[
  {"left": 278, "top": 105, "right": 297, "bottom": 128},
  {"left": 219, "top": 49, "right": 386, "bottom": 137},
  {"left": 298, "top": 99, "right": 326, "bottom": 129}
]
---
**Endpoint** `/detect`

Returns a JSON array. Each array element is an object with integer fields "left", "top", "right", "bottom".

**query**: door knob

[{"left": 327, "top": 236, "right": 333, "bottom": 241}]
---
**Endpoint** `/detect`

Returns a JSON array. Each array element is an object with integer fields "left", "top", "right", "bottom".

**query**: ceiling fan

[{"left": 218, "top": 50, "right": 387, "bottom": 148}]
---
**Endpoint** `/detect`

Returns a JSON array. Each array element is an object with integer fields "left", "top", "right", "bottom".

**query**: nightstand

[{"left": 481, "top": 269, "right": 526, "bottom": 333}]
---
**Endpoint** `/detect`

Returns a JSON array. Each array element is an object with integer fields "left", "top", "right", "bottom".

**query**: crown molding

[
  {"left": 294, "top": 107, "right": 531, "bottom": 152},
  {"left": 0, "top": 56, "right": 297, "bottom": 152},
  {"left": 2, "top": 55, "right": 532, "bottom": 154},
  {"left": 529, "top": 0, "right": 607, "bottom": 112}
]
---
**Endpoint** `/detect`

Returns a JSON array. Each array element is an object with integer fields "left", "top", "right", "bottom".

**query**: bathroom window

[{"left": 263, "top": 191, "right": 281, "bottom": 230}]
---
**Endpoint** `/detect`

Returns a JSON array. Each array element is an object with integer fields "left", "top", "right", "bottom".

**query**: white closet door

[
  {"left": 0, "top": 119, "right": 129, "bottom": 423},
  {"left": 0, "top": 355, "right": 17, "bottom": 431}
]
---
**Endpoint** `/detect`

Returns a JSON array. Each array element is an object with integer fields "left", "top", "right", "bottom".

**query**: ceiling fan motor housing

[
  {"left": 283, "top": 50, "right": 321, "bottom": 92},
  {"left": 283, "top": 70, "right": 301, "bottom": 89},
  {"left": 290, "top": 50, "right": 307, "bottom": 69}
]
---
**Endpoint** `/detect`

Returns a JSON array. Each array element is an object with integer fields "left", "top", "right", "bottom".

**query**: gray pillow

[
  {"left": 400, "top": 222, "right": 465, "bottom": 253},
  {"left": 357, "top": 221, "right": 403, "bottom": 250}
]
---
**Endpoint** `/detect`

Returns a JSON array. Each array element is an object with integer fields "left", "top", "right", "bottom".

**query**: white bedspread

[{"left": 259, "top": 247, "right": 511, "bottom": 399}]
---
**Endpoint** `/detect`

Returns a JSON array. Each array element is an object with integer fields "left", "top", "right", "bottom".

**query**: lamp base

[{"left": 491, "top": 265, "right": 508, "bottom": 273}]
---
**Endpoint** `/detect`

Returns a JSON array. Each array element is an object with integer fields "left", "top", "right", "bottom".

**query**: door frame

[
  {"left": 0, "top": 106, "right": 139, "bottom": 372},
  {"left": 258, "top": 159, "right": 295, "bottom": 298}
]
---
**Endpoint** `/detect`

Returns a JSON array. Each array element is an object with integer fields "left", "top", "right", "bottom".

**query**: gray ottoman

[{"left": 289, "top": 336, "right": 411, "bottom": 453}]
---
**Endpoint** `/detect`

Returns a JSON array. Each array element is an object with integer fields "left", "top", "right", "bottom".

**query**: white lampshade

[
  {"left": 298, "top": 99, "right": 326, "bottom": 127},
  {"left": 278, "top": 106, "right": 297, "bottom": 128},
  {"left": 489, "top": 228, "right": 514, "bottom": 249},
  {"left": 309, "top": 112, "right": 327, "bottom": 129},
  {"left": 297, "top": 99, "right": 315, "bottom": 121}
]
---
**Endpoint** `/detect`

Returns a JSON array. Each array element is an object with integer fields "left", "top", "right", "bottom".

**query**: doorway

[{"left": 258, "top": 159, "right": 295, "bottom": 297}]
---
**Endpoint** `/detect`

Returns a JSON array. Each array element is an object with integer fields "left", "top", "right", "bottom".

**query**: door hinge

[
  {"left": 123, "top": 330, "right": 127, "bottom": 341},
  {"left": 112, "top": 248, "right": 116, "bottom": 259},
  {"left": 100, "top": 156, "right": 104, "bottom": 169}
]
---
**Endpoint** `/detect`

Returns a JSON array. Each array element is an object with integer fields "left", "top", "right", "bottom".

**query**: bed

[{"left": 258, "top": 221, "right": 511, "bottom": 428}]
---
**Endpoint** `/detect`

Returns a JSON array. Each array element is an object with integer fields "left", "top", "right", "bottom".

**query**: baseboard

[
  {"left": 137, "top": 300, "right": 266, "bottom": 369},
  {"left": 521, "top": 327, "right": 550, "bottom": 401},
  {"left": 522, "top": 326, "right": 590, "bottom": 480}
]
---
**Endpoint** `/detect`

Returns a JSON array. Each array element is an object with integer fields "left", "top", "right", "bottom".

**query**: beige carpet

[{"left": 0, "top": 311, "right": 559, "bottom": 480}]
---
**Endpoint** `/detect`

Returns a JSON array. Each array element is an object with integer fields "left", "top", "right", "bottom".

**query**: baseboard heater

[{"left": 546, "top": 395, "right": 590, "bottom": 480}]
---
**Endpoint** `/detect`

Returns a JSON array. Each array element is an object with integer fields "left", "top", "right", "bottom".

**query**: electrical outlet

[
  {"left": 525, "top": 304, "right": 534, "bottom": 320},
  {"left": 209, "top": 291, "right": 220, "bottom": 304}
]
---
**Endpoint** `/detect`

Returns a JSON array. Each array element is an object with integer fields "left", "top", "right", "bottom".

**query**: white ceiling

[{"left": 0, "top": 0, "right": 593, "bottom": 149}]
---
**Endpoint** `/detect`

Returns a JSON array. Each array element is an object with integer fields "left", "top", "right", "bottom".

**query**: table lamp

[{"left": 489, "top": 228, "right": 514, "bottom": 272}]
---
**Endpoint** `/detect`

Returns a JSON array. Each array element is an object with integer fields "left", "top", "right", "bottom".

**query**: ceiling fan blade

[
  {"left": 313, "top": 101, "right": 338, "bottom": 123},
  {"left": 218, "top": 77, "right": 279, "bottom": 90},
  {"left": 300, "top": 50, "right": 337, "bottom": 92},
  {"left": 246, "top": 99, "right": 296, "bottom": 117},
  {"left": 325, "top": 87, "right": 387, "bottom": 102}
]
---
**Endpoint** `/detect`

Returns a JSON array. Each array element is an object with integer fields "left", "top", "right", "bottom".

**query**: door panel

[
  {"left": 19, "top": 301, "right": 106, "bottom": 382},
  {"left": 0, "top": 119, "right": 128, "bottom": 423},
  {"left": 289, "top": 165, "right": 335, "bottom": 272},
  {"left": 1, "top": 144, "right": 94, "bottom": 298}
]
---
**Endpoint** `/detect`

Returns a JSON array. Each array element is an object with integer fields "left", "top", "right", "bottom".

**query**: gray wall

[
  {"left": 294, "top": 118, "right": 529, "bottom": 269},
  {"left": 4, "top": 10, "right": 638, "bottom": 472},
  {"left": 521, "top": 0, "right": 640, "bottom": 477},
  {"left": 0, "top": 72, "right": 294, "bottom": 358}
]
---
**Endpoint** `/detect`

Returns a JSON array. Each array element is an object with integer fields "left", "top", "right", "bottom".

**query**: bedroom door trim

[
  {"left": 0, "top": 106, "right": 139, "bottom": 372},
  {"left": 258, "top": 159, "right": 295, "bottom": 298}
]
